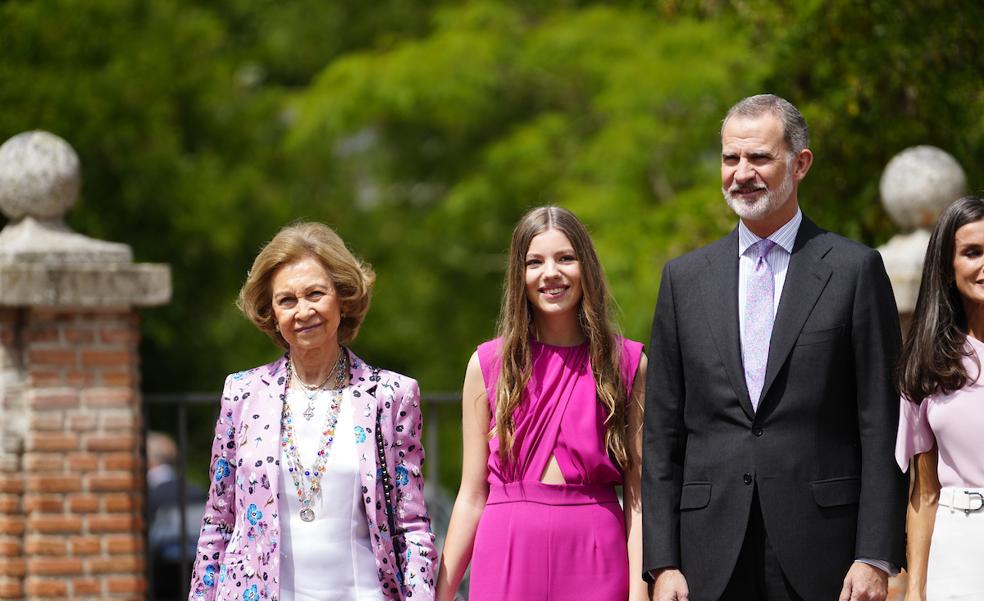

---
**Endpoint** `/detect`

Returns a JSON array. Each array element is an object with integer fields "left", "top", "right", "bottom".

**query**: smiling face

[
  {"left": 270, "top": 254, "right": 342, "bottom": 354},
  {"left": 952, "top": 219, "right": 984, "bottom": 315},
  {"left": 721, "top": 113, "right": 812, "bottom": 236},
  {"left": 524, "top": 228, "right": 583, "bottom": 321}
]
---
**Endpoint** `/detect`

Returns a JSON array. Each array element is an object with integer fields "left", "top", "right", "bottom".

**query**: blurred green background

[{"left": 2, "top": 0, "right": 981, "bottom": 490}]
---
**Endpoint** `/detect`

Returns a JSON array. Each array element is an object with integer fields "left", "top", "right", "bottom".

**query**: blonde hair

[
  {"left": 237, "top": 222, "right": 375, "bottom": 348},
  {"left": 494, "top": 206, "right": 632, "bottom": 468}
]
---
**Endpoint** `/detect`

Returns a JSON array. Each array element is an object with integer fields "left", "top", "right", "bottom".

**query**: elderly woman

[{"left": 189, "top": 222, "right": 436, "bottom": 601}]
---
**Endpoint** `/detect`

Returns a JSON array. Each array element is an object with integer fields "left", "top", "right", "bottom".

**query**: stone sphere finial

[
  {"left": 0, "top": 130, "right": 81, "bottom": 221},
  {"left": 880, "top": 145, "right": 966, "bottom": 231}
]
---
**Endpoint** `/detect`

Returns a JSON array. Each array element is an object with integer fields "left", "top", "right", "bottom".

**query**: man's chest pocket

[{"left": 795, "top": 324, "right": 845, "bottom": 347}]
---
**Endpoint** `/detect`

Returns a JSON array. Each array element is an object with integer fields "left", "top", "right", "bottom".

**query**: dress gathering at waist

[{"left": 486, "top": 481, "right": 620, "bottom": 506}]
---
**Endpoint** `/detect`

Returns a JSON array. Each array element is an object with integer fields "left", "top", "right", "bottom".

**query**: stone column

[
  {"left": 877, "top": 145, "right": 967, "bottom": 333},
  {"left": 0, "top": 131, "right": 170, "bottom": 601}
]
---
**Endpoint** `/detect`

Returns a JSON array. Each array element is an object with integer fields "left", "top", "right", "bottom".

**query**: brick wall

[
  {"left": 1, "top": 308, "right": 25, "bottom": 599},
  {"left": 0, "top": 309, "right": 146, "bottom": 601}
]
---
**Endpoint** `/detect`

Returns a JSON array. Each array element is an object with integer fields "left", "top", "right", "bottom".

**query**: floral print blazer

[{"left": 188, "top": 350, "right": 436, "bottom": 601}]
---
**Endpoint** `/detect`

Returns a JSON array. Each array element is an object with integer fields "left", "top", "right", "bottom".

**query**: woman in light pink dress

[
  {"left": 896, "top": 195, "right": 984, "bottom": 600},
  {"left": 436, "top": 207, "right": 648, "bottom": 601}
]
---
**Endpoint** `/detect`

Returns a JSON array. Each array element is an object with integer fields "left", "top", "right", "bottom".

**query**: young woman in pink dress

[
  {"left": 896, "top": 195, "right": 984, "bottom": 600},
  {"left": 436, "top": 206, "right": 648, "bottom": 601}
]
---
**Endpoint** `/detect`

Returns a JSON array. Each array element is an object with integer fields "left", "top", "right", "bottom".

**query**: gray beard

[{"left": 722, "top": 171, "right": 795, "bottom": 221}]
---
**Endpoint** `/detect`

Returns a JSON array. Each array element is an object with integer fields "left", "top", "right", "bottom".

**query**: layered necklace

[
  {"left": 294, "top": 350, "right": 348, "bottom": 420},
  {"left": 281, "top": 348, "right": 349, "bottom": 522}
]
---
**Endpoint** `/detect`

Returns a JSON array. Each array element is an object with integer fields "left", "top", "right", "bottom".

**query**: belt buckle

[{"left": 963, "top": 491, "right": 984, "bottom": 514}]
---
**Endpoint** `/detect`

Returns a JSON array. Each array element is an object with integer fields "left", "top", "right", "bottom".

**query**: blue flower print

[
  {"left": 246, "top": 503, "right": 263, "bottom": 525},
  {"left": 243, "top": 584, "right": 259, "bottom": 601},
  {"left": 203, "top": 565, "right": 216, "bottom": 587},
  {"left": 395, "top": 465, "right": 409, "bottom": 486},
  {"left": 354, "top": 426, "right": 366, "bottom": 443},
  {"left": 232, "top": 370, "right": 248, "bottom": 381},
  {"left": 219, "top": 564, "right": 228, "bottom": 583},
  {"left": 214, "top": 458, "right": 231, "bottom": 482}
]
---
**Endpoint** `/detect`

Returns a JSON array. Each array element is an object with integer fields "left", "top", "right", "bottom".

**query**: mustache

[{"left": 728, "top": 183, "right": 768, "bottom": 194}]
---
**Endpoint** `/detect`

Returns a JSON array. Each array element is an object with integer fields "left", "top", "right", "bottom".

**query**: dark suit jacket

[{"left": 642, "top": 216, "right": 906, "bottom": 601}]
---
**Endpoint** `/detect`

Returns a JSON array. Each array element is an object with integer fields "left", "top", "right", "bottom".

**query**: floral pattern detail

[
  {"left": 213, "top": 458, "right": 231, "bottom": 482},
  {"left": 246, "top": 503, "right": 262, "bottom": 525},
  {"left": 242, "top": 584, "right": 259, "bottom": 601},
  {"left": 187, "top": 353, "right": 436, "bottom": 601},
  {"left": 395, "top": 466, "right": 409, "bottom": 487}
]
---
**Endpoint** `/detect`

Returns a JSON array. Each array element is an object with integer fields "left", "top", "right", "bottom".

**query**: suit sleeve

[
  {"left": 642, "top": 261, "right": 687, "bottom": 579},
  {"left": 189, "top": 375, "right": 239, "bottom": 601},
  {"left": 392, "top": 379, "right": 437, "bottom": 598},
  {"left": 851, "top": 250, "right": 907, "bottom": 567}
]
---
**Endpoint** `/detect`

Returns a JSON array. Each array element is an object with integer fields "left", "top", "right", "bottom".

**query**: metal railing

[{"left": 143, "top": 391, "right": 460, "bottom": 601}]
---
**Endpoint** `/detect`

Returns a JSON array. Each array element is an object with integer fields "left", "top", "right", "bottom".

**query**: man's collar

[{"left": 737, "top": 208, "right": 802, "bottom": 256}]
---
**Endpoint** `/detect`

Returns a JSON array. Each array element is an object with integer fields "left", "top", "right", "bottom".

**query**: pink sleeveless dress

[{"left": 470, "top": 337, "right": 643, "bottom": 601}]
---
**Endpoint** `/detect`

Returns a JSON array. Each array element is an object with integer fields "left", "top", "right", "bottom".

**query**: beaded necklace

[
  {"left": 296, "top": 351, "right": 347, "bottom": 421},
  {"left": 281, "top": 349, "right": 349, "bottom": 522}
]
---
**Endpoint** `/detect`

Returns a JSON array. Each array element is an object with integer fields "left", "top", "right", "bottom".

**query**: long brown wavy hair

[
  {"left": 897, "top": 195, "right": 984, "bottom": 404},
  {"left": 493, "top": 206, "right": 632, "bottom": 469}
]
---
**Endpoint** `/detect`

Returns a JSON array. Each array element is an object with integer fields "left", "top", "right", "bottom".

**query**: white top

[{"left": 278, "top": 387, "right": 384, "bottom": 601}]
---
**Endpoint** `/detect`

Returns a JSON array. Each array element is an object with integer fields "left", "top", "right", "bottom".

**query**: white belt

[{"left": 938, "top": 487, "right": 984, "bottom": 514}]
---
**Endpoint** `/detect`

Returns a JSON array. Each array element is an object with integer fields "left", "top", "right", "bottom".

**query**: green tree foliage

[
  {"left": 290, "top": 3, "right": 765, "bottom": 384},
  {"left": 758, "top": 0, "right": 984, "bottom": 243},
  {"left": 0, "top": 0, "right": 450, "bottom": 391}
]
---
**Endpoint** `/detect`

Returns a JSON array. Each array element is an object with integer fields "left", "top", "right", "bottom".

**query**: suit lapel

[
  {"left": 698, "top": 229, "right": 756, "bottom": 420},
  {"left": 759, "top": 218, "right": 833, "bottom": 410}
]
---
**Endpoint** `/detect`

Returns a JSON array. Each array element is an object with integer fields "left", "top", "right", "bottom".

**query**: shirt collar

[{"left": 737, "top": 208, "right": 802, "bottom": 256}]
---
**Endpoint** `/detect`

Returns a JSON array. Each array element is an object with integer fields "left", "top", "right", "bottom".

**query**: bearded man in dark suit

[{"left": 642, "top": 94, "right": 906, "bottom": 601}]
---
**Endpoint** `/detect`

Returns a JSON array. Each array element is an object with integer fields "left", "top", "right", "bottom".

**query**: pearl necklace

[{"left": 281, "top": 350, "right": 349, "bottom": 522}]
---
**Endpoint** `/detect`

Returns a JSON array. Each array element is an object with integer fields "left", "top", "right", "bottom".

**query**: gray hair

[{"left": 722, "top": 94, "right": 809, "bottom": 156}]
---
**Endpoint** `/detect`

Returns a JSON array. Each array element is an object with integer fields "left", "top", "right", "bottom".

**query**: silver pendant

[
  {"left": 303, "top": 403, "right": 315, "bottom": 421},
  {"left": 300, "top": 507, "right": 315, "bottom": 522}
]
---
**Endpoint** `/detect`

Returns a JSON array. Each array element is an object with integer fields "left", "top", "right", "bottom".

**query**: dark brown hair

[{"left": 897, "top": 195, "right": 984, "bottom": 403}]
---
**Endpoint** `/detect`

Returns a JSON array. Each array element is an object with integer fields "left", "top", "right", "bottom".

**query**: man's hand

[
  {"left": 651, "top": 568, "right": 689, "bottom": 601},
  {"left": 838, "top": 562, "right": 888, "bottom": 601}
]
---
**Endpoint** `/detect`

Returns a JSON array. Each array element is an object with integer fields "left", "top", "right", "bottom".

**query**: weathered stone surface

[
  {"left": 0, "top": 217, "right": 132, "bottom": 265},
  {"left": 0, "top": 130, "right": 171, "bottom": 306},
  {"left": 877, "top": 229, "right": 931, "bottom": 315},
  {"left": 0, "top": 263, "right": 170, "bottom": 308},
  {"left": 878, "top": 145, "right": 966, "bottom": 318},
  {"left": 0, "top": 131, "right": 80, "bottom": 221},
  {"left": 880, "top": 145, "right": 967, "bottom": 231}
]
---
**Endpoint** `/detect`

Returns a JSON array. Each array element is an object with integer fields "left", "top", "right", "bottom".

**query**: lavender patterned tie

[{"left": 744, "top": 239, "right": 776, "bottom": 411}]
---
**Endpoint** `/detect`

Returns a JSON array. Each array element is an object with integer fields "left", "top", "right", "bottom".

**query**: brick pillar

[
  {"left": 0, "top": 131, "right": 170, "bottom": 601},
  {"left": 1, "top": 309, "right": 26, "bottom": 599}
]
